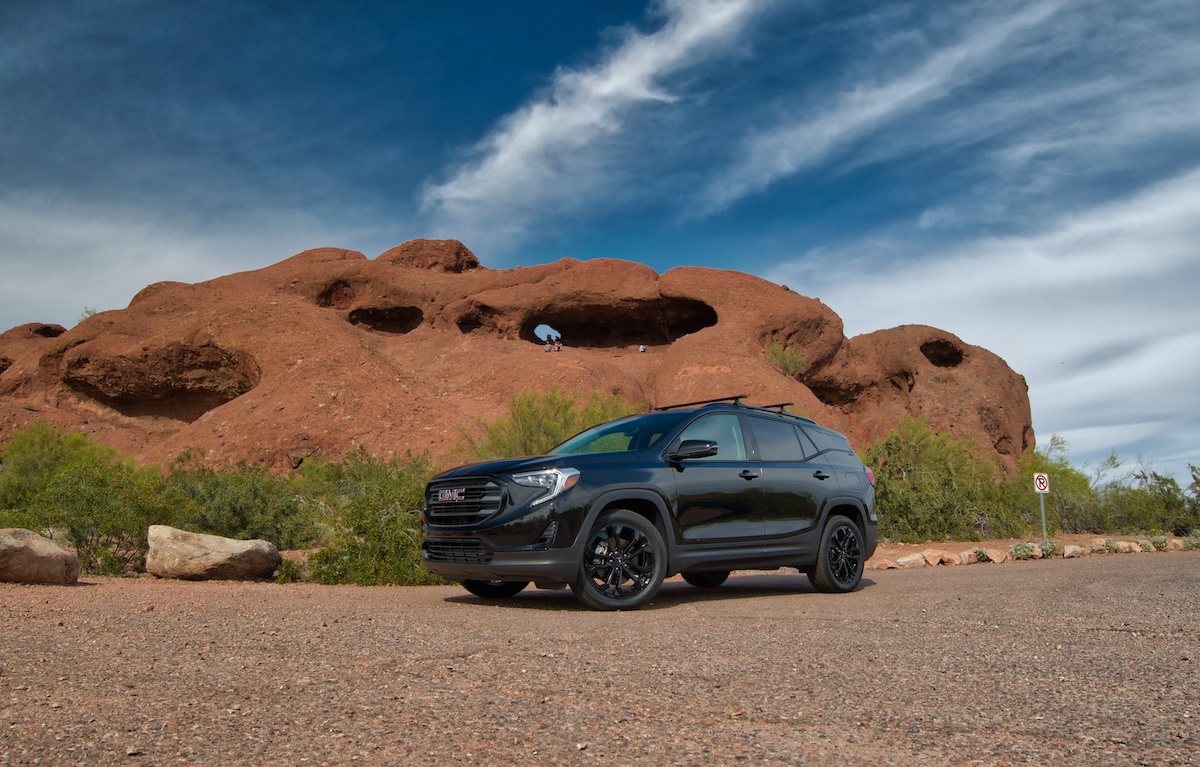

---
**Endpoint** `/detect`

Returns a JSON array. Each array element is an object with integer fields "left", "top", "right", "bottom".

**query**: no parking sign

[{"left": 1034, "top": 473, "right": 1050, "bottom": 494}]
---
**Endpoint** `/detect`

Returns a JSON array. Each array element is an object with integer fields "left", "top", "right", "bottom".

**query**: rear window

[{"left": 801, "top": 425, "right": 855, "bottom": 457}]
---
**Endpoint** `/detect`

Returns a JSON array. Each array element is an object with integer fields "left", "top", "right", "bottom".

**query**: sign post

[{"left": 1034, "top": 473, "right": 1050, "bottom": 548}]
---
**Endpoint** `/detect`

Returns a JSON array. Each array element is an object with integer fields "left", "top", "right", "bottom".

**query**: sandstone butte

[{"left": 0, "top": 239, "right": 1033, "bottom": 473}]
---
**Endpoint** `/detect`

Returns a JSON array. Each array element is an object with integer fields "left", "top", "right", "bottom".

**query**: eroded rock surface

[{"left": 0, "top": 239, "right": 1032, "bottom": 472}]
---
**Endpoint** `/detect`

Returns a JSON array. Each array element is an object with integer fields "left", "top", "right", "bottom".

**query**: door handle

[
  {"left": 813, "top": 471, "right": 830, "bottom": 480},
  {"left": 739, "top": 469, "right": 760, "bottom": 480}
]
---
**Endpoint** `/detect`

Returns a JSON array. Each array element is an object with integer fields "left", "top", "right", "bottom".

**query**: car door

[
  {"left": 745, "top": 415, "right": 831, "bottom": 538},
  {"left": 669, "top": 413, "right": 764, "bottom": 541}
]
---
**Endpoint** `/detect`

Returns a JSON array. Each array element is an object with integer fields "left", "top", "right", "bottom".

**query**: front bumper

[{"left": 421, "top": 538, "right": 582, "bottom": 584}]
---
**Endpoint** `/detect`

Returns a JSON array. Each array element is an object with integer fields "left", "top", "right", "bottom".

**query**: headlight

[{"left": 511, "top": 468, "right": 581, "bottom": 506}]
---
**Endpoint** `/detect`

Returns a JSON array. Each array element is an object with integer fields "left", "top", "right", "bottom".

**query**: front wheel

[
  {"left": 807, "top": 515, "right": 864, "bottom": 593},
  {"left": 462, "top": 579, "right": 529, "bottom": 598},
  {"left": 570, "top": 510, "right": 667, "bottom": 610}
]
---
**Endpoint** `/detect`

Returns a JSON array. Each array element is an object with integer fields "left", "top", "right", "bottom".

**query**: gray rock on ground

[
  {"left": 145, "top": 525, "right": 281, "bottom": 581},
  {"left": 0, "top": 528, "right": 79, "bottom": 584}
]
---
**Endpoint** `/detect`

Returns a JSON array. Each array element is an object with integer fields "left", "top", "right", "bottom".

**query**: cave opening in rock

[
  {"left": 317, "top": 280, "right": 357, "bottom": 310},
  {"left": 921, "top": 340, "right": 964, "bottom": 367},
  {"left": 519, "top": 298, "right": 718, "bottom": 348},
  {"left": 348, "top": 306, "right": 424, "bottom": 334}
]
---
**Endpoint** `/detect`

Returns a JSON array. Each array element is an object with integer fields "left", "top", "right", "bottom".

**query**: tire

[
  {"left": 462, "top": 579, "right": 529, "bottom": 599},
  {"left": 807, "top": 515, "right": 864, "bottom": 593},
  {"left": 570, "top": 509, "right": 667, "bottom": 611},
  {"left": 682, "top": 571, "right": 730, "bottom": 588}
]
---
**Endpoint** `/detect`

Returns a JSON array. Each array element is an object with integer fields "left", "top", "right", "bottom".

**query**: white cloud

[
  {"left": 764, "top": 166, "right": 1200, "bottom": 479},
  {"left": 0, "top": 195, "right": 372, "bottom": 331},
  {"left": 698, "top": 0, "right": 1066, "bottom": 213},
  {"left": 419, "top": 0, "right": 760, "bottom": 251}
]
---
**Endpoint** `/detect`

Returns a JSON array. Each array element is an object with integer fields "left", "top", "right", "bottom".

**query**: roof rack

[
  {"left": 652, "top": 395, "right": 815, "bottom": 423},
  {"left": 653, "top": 394, "right": 747, "bottom": 411}
]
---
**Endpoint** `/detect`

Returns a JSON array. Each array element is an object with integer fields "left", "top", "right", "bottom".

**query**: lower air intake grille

[{"left": 424, "top": 540, "right": 493, "bottom": 564}]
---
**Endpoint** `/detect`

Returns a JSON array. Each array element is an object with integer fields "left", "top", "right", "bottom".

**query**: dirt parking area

[{"left": 3, "top": 552, "right": 1198, "bottom": 766}]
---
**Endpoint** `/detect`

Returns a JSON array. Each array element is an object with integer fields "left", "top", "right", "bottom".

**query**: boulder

[
  {"left": 958, "top": 549, "right": 979, "bottom": 565},
  {"left": 982, "top": 548, "right": 1008, "bottom": 564},
  {"left": 1063, "top": 544, "right": 1087, "bottom": 559},
  {"left": 146, "top": 525, "right": 280, "bottom": 581},
  {"left": 922, "top": 549, "right": 961, "bottom": 566},
  {"left": 0, "top": 528, "right": 79, "bottom": 584},
  {"left": 894, "top": 553, "right": 927, "bottom": 569}
]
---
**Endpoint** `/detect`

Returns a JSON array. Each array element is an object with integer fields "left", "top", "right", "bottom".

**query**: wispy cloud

[
  {"left": 698, "top": 0, "right": 1066, "bottom": 213},
  {"left": 419, "top": 0, "right": 760, "bottom": 251},
  {"left": 765, "top": 165, "right": 1200, "bottom": 477}
]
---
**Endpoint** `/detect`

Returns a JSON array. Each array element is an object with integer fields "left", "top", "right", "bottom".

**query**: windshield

[{"left": 551, "top": 411, "right": 687, "bottom": 455}]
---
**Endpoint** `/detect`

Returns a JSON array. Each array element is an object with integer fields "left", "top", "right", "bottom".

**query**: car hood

[{"left": 432, "top": 450, "right": 640, "bottom": 480}]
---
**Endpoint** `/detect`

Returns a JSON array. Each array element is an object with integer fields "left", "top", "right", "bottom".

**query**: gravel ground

[{"left": 3, "top": 553, "right": 1197, "bottom": 766}]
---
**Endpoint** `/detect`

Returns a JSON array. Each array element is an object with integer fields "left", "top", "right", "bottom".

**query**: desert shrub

[
  {"left": 304, "top": 451, "right": 444, "bottom": 586},
  {"left": 864, "top": 415, "right": 1010, "bottom": 542},
  {"left": 0, "top": 423, "right": 188, "bottom": 573},
  {"left": 274, "top": 557, "right": 307, "bottom": 584},
  {"left": 166, "top": 458, "right": 317, "bottom": 549},
  {"left": 460, "top": 385, "right": 643, "bottom": 461},
  {"left": 0, "top": 420, "right": 97, "bottom": 512},
  {"left": 1010, "top": 541, "right": 1035, "bottom": 560},
  {"left": 1039, "top": 540, "right": 1058, "bottom": 558},
  {"left": 766, "top": 341, "right": 809, "bottom": 377}
]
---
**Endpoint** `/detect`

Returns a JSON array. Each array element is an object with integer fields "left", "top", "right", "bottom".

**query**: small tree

[
  {"left": 766, "top": 341, "right": 809, "bottom": 377},
  {"left": 460, "top": 386, "right": 643, "bottom": 461}
]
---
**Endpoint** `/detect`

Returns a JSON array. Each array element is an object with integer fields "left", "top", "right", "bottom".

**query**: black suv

[{"left": 421, "top": 396, "right": 877, "bottom": 610}]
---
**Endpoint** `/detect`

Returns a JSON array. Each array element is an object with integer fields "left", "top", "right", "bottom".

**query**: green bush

[
  {"left": 304, "top": 451, "right": 443, "bottom": 585},
  {"left": 460, "top": 385, "right": 643, "bottom": 461},
  {"left": 766, "top": 341, "right": 809, "bottom": 377},
  {"left": 166, "top": 456, "right": 317, "bottom": 550},
  {"left": 1010, "top": 541, "right": 1035, "bottom": 561},
  {"left": 865, "top": 418, "right": 1200, "bottom": 544},
  {"left": 864, "top": 415, "right": 1010, "bottom": 542},
  {"left": 0, "top": 422, "right": 187, "bottom": 573}
]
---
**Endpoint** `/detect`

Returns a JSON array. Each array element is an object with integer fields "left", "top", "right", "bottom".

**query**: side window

[
  {"left": 748, "top": 417, "right": 806, "bottom": 461},
  {"left": 676, "top": 414, "right": 746, "bottom": 461}
]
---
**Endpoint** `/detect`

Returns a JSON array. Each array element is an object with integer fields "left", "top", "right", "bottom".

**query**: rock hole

[
  {"left": 921, "top": 340, "right": 963, "bottom": 367},
  {"left": 519, "top": 298, "right": 718, "bottom": 348},
  {"left": 348, "top": 306, "right": 424, "bottom": 334},
  {"left": 317, "top": 280, "right": 357, "bottom": 310},
  {"left": 61, "top": 343, "right": 261, "bottom": 423}
]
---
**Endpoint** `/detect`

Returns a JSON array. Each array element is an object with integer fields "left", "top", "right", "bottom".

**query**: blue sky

[{"left": 2, "top": 0, "right": 1198, "bottom": 481}]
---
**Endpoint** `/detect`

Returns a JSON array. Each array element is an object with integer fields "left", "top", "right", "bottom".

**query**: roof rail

[
  {"left": 653, "top": 395, "right": 817, "bottom": 423},
  {"left": 653, "top": 394, "right": 747, "bottom": 411}
]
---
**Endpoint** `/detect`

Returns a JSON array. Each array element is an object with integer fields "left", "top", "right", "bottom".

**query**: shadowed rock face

[{"left": 0, "top": 239, "right": 1032, "bottom": 473}]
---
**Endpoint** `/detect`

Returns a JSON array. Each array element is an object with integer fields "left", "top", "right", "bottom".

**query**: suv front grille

[
  {"left": 426, "top": 479, "right": 505, "bottom": 526},
  {"left": 424, "top": 540, "right": 493, "bottom": 564}
]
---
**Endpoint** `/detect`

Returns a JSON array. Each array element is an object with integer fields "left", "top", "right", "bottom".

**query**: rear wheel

[
  {"left": 570, "top": 509, "right": 667, "bottom": 610},
  {"left": 682, "top": 571, "right": 730, "bottom": 588},
  {"left": 807, "top": 515, "right": 864, "bottom": 593},
  {"left": 462, "top": 579, "right": 529, "bottom": 598}
]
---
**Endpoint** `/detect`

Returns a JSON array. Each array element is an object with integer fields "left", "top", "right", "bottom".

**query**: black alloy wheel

[
  {"left": 570, "top": 509, "right": 667, "bottom": 610},
  {"left": 808, "top": 515, "right": 864, "bottom": 593},
  {"left": 462, "top": 579, "right": 529, "bottom": 598},
  {"left": 682, "top": 571, "right": 730, "bottom": 588}
]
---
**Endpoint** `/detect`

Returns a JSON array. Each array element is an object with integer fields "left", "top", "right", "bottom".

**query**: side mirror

[{"left": 669, "top": 439, "right": 719, "bottom": 462}]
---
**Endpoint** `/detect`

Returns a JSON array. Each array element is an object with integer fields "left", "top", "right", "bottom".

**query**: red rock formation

[{"left": 0, "top": 240, "right": 1032, "bottom": 472}]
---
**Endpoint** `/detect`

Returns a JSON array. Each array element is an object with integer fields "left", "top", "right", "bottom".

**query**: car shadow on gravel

[{"left": 442, "top": 573, "right": 878, "bottom": 611}]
